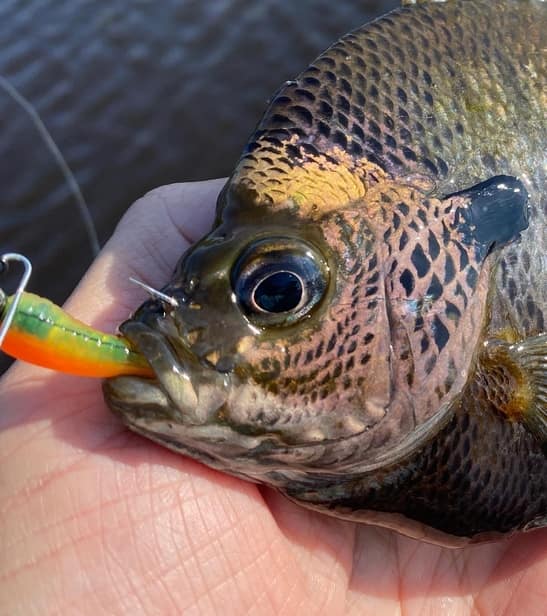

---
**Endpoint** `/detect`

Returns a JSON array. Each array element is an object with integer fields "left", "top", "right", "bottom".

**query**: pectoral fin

[
  {"left": 482, "top": 334, "right": 547, "bottom": 444},
  {"left": 508, "top": 334, "right": 547, "bottom": 443}
]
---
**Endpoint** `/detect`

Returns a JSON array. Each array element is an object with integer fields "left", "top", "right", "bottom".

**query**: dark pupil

[{"left": 254, "top": 271, "right": 302, "bottom": 313}]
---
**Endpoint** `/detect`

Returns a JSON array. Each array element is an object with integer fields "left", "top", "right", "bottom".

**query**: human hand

[{"left": 1, "top": 179, "right": 546, "bottom": 615}]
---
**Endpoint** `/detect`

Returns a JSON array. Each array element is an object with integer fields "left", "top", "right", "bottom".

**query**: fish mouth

[
  {"left": 103, "top": 316, "right": 274, "bottom": 473},
  {"left": 105, "top": 314, "right": 227, "bottom": 424}
]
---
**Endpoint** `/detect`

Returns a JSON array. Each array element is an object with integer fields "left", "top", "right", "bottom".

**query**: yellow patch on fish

[{"left": 232, "top": 136, "right": 388, "bottom": 217}]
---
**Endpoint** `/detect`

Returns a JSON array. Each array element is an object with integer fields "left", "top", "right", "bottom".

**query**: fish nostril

[
  {"left": 187, "top": 276, "right": 200, "bottom": 293},
  {"left": 166, "top": 287, "right": 190, "bottom": 305},
  {"left": 174, "top": 275, "right": 199, "bottom": 296}
]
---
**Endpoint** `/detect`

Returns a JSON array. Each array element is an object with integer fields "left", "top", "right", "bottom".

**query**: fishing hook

[
  {"left": 0, "top": 253, "right": 33, "bottom": 349},
  {"left": 129, "top": 277, "right": 179, "bottom": 308}
]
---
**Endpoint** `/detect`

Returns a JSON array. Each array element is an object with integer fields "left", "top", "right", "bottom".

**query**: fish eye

[{"left": 232, "top": 237, "right": 328, "bottom": 326}]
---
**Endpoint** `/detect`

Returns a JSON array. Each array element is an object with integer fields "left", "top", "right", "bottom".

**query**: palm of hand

[{"left": 1, "top": 181, "right": 546, "bottom": 615}]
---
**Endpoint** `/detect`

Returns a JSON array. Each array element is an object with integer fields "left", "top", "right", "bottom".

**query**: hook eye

[{"left": 0, "top": 253, "right": 33, "bottom": 348}]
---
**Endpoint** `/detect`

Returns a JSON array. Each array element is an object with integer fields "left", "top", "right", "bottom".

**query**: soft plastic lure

[
  {"left": 0, "top": 253, "right": 152, "bottom": 378},
  {"left": 0, "top": 290, "right": 153, "bottom": 377}
]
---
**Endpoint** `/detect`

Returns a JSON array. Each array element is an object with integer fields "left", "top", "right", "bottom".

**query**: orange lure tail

[{"left": 0, "top": 291, "right": 153, "bottom": 378}]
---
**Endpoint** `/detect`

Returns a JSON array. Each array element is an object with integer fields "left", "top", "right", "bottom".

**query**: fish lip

[{"left": 107, "top": 317, "right": 212, "bottom": 425}]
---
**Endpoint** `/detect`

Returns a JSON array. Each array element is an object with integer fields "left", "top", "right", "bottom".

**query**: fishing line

[{"left": 0, "top": 74, "right": 100, "bottom": 257}]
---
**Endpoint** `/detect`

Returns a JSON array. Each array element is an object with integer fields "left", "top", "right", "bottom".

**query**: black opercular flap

[{"left": 448, "top": 175, "right": 529, "bottom": 251}]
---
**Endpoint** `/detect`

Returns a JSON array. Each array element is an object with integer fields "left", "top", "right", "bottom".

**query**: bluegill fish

[{"left": 104, "top": 0, "right": 546, "bottom": 545}]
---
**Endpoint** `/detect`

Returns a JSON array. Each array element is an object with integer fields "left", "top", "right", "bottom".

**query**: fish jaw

[
  {"left": 102, "top": 321, "right": 266, "bottom": 480},
  {"left": 104, "top": 371, "right": 269, "bottom": 479}
]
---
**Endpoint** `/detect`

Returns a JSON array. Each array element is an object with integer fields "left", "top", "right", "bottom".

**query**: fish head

[
  {"left": 104, "top": 167, "right": 529, "bottom": 483},
  {"left": 104, "top": 178, "right": 396, "bottom": 481}
]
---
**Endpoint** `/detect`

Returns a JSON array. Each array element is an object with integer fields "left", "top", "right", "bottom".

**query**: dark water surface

[{"left": 0, "top": 0, "right": 397, "bottom": 371}]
